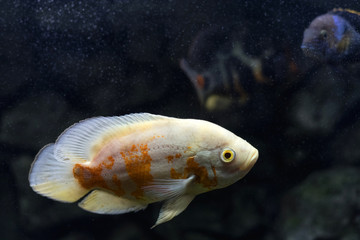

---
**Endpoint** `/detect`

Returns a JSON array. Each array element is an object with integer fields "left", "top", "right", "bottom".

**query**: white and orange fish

[{"left": 29, "top": 113, "right": 258, "bottom": 227}]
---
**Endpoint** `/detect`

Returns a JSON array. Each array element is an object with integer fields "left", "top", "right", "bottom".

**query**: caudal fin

[{"left": 29, "top": 144, "right": 88, "bottom": 202}]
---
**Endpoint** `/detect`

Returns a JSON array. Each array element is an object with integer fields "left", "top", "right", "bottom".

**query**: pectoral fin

[
  {"left": 151, "top": 194, "right": 195, "bottom": 228},
  {"left": 143, "top": 175, "right": 195, "bottom": 201},
  {"left": 336, "top": 34, "right": 350, "bottom": 53}
]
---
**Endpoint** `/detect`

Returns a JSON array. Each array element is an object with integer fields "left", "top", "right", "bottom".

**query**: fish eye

[
  {"left": 320, "top": 30, "right": 327, "bottom": 39},
  {"left": 220, "top": 148, "right": 236, "bottom": 163}
]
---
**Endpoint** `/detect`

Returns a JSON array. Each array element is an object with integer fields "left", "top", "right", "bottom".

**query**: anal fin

[
  {"left": 79, "top": 190, "right": 147, "bottom": 214},
  {"left": 152, "top": 194, "right": 195, "bottom": 228}
]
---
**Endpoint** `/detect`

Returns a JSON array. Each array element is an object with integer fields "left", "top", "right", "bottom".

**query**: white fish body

[{"left": 29, "top": 113, "right": 258, "bottom": 227}]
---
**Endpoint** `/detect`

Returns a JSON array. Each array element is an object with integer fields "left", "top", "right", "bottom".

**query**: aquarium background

[{"left": 1, "top": 0, "right": 360, "bottom": 239}]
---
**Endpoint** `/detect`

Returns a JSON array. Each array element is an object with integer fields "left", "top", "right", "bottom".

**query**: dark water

[{"left": 1, "top": 0, "right": 360, "bottom": 239}]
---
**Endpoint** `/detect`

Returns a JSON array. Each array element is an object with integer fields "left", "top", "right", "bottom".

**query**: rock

[
  {"left": 287, "top": 66, "right": 347, "bottom": 138},
  {"left": 329, "top": 119, "right": 360, "bottom": 166},
  {"left": 277, "top": 167, "right": 360, "bottom": 240},
  {"left": 225, "top": 184, "right": 272, "bottom": 239}
]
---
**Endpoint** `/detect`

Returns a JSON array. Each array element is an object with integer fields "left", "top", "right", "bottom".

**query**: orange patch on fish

[
  {"left": 184, "top": 146, "right": 192, "bottom": 153},
  {"left": 104, "top": 156, "right": 115, "bottom": 169},
  {"left": 170, "top": 167, "right": 183, "bottom": 179},
  {"left": 196, "top": 75, "right": 205, "bottom": 89},
  {"left": 166, "top": 153, "right": 182, "bottom": 163},
  {"left": 120, "top": 143, "right": 153, "bottom": 199},
  {"left": 73, "top": 163, "right": 108, "bottom": 191},
  {"left": 166, "top": 155, "right": 174, "bottom": 163},
  {"left": 211, "top": 166, "right": 217, "bottom": 181},
  {"left": 170, "top": 157, "right": 217, "bottom": 189},
  {"left": 73, "top": 156, "right": 124, "bottom": 196},
  {"left": 252, "top": 68, "right": 268, "bottom": 84},
  {"left": 112, "top": 174, "right": 125, "bottom": 196},
  {"left": 149, "top": 135, "right": 165, "bottom": 141}
]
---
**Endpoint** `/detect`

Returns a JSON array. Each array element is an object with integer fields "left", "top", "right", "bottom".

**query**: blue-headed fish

[
  {"left": 29, "top": 113, "right": 258, "bottom": 227},
  {"left": 301, "top": 8, "right": 360, "bottom": 62}
]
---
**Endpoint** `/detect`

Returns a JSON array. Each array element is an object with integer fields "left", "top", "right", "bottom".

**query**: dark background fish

[{"left": 180, "top": 25, "right": 303, "bottom": 112}]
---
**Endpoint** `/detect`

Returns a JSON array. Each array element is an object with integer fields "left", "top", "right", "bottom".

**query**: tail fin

[{"left": 29, "top": 144, "right": 88, "bottom": 202}]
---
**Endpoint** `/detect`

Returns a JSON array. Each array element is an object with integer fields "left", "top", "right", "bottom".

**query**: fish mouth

[
  {"left": 240, "top": 149, "right": 258, "bottom": 171},
  {"left": 301, "top": 40, "right": 331, "bottom": 61},
  {"left": 301, "top": 43, "right": 318, "bottom": 56}
]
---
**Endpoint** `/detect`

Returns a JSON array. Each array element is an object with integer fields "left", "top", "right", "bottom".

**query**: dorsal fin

[
  {"left": 331, "top": 8, "right": 360, "bottom": 32},
  {"left": 332, "top": 8, "right": 360, "bottom": 17},
  {"left": 53, "top": 113, "right": 169, "bottom": 162}
]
